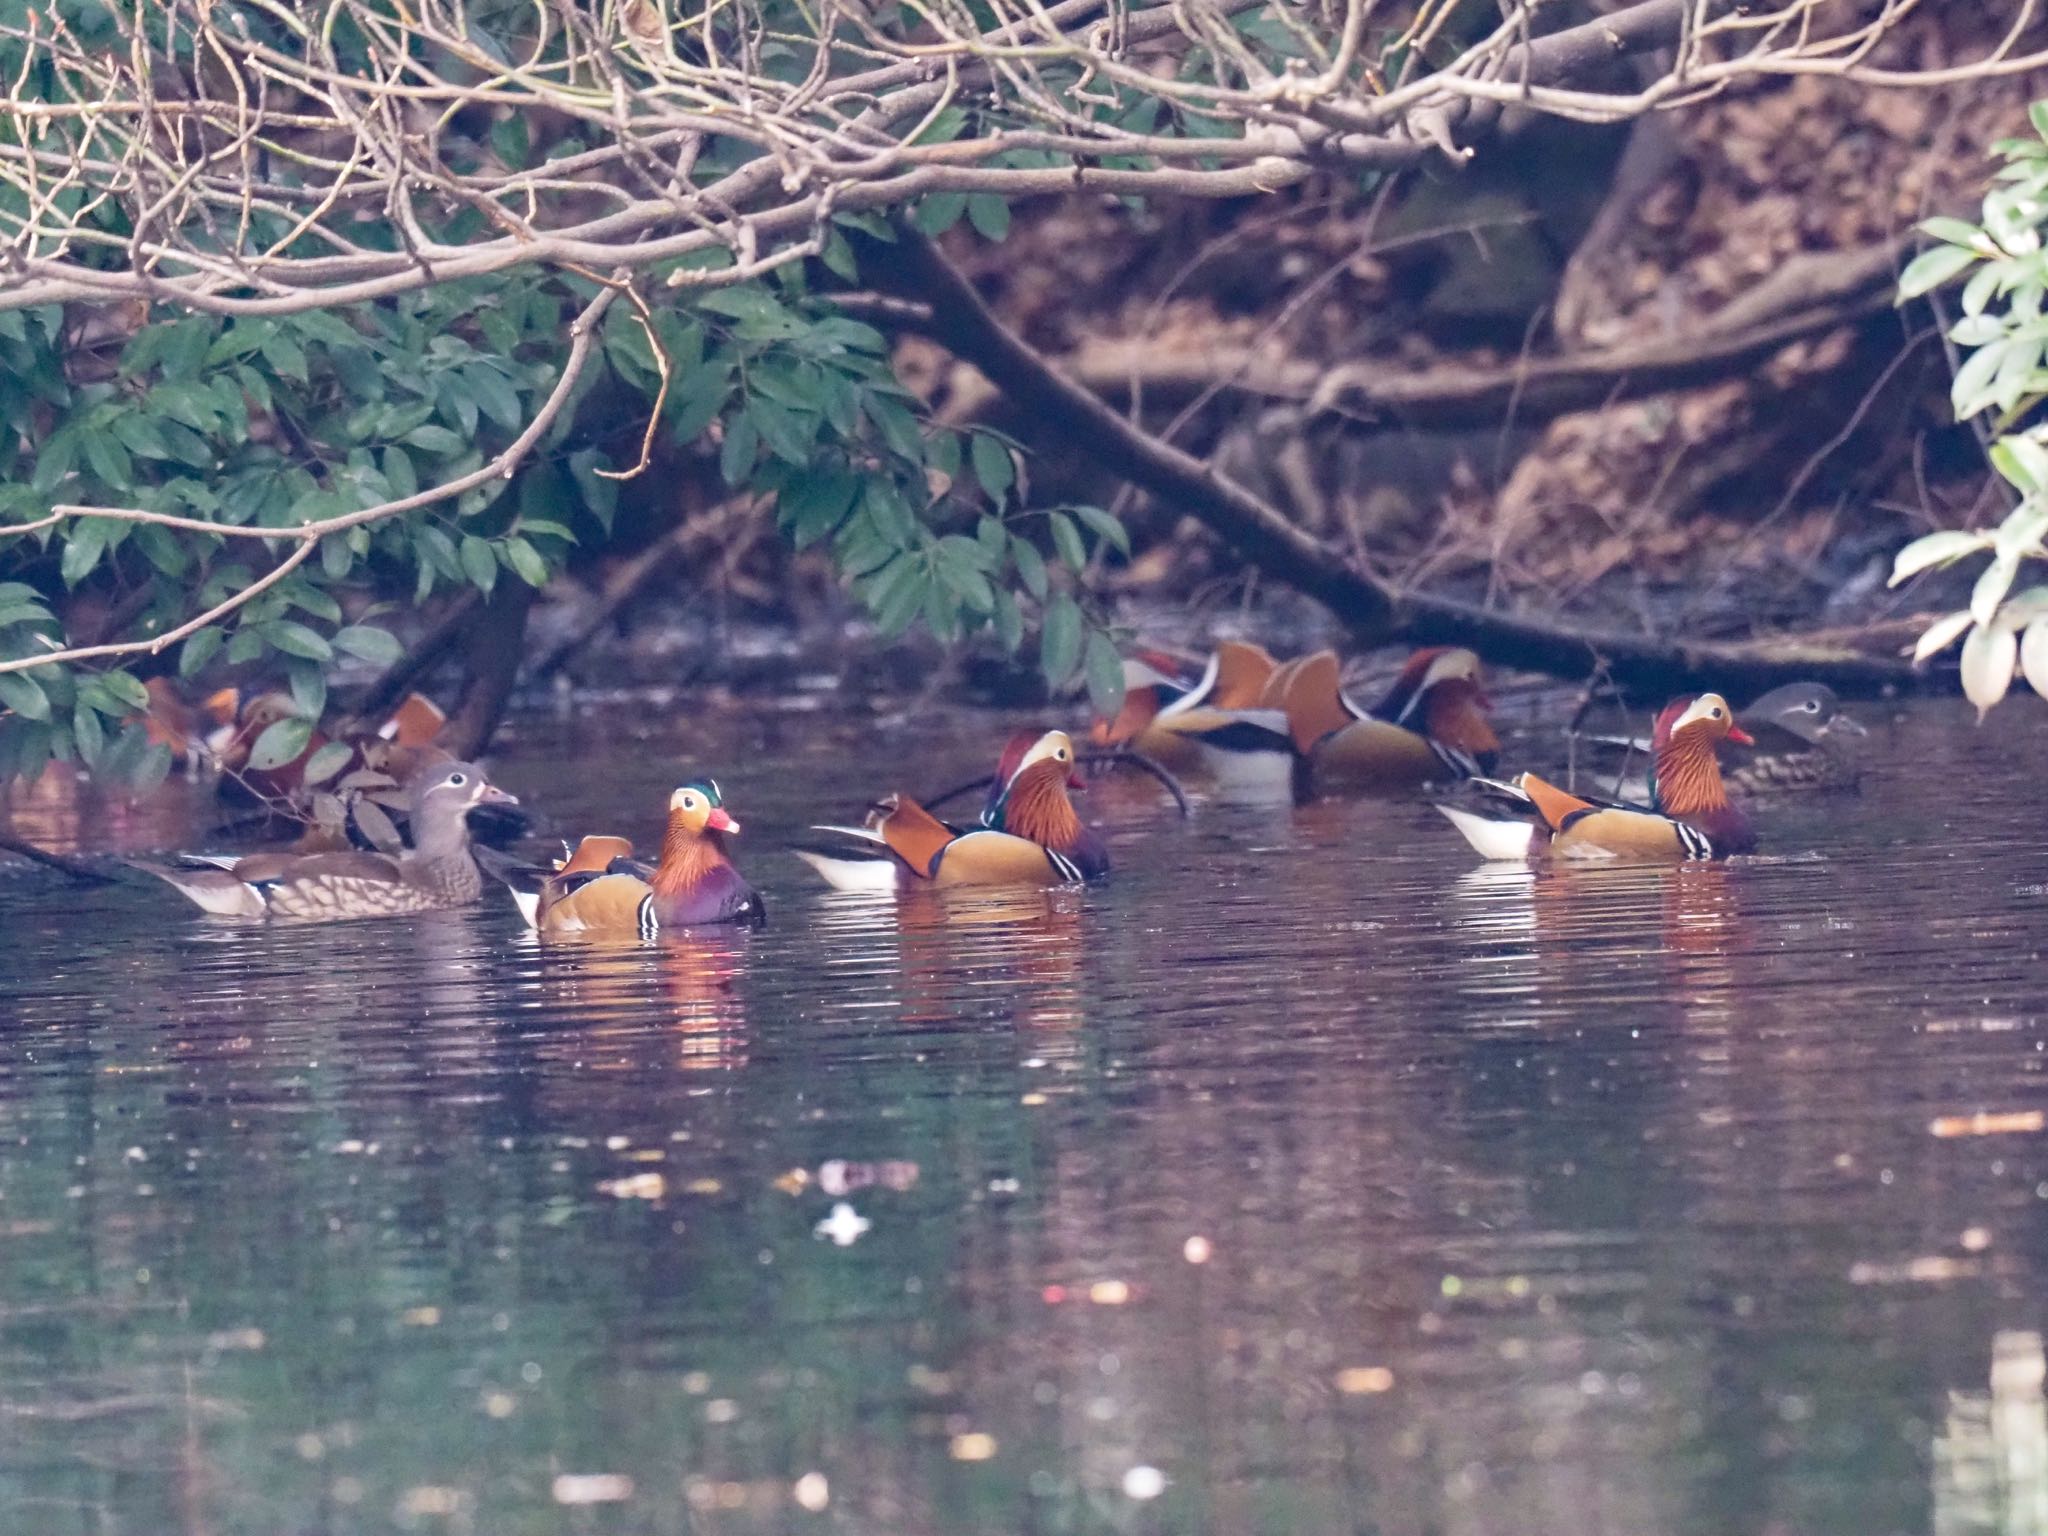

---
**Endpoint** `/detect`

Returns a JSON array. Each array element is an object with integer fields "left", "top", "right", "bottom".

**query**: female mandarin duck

[
  {"left": 1725, "top": 682, "right": 1866, "bottom": 794},
  {"left": 1439, "top": 693, "right": 1757, "bottom": 862},
  {"left": 796, "top": 728, "right": 1108, "bottom": 890},
  {"left": 1090, "top": 641, "right": 1295, "bottom": 793},
  {"left": 131, "top": 760, "right": 517, "bottom": 918},
  {"left": 486, "top": 781, "right": 763, "bottom": 935},
  {"left": 1275, "top": 646, "right": 1501, "bottom": 792}
]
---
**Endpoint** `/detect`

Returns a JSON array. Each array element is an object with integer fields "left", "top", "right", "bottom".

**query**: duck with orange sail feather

[
  {"left": 1090, "top": 641, "right": 1295, "bottom": 794},
  {"left": 484, "top": 781, "right": 763, "bottom": 935},
  {"left": 1277, "top": 647, "right": 1501, "bottom": 794},
  {"left": 1439, "top": 693, "right": 1757, "bottom": 862},
  {"left": 796, "top": 728, "right": 1108, "bottom": 890}
]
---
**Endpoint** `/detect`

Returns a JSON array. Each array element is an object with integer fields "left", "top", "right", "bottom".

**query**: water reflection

[{"left": 0, "top": 699, "right": 2045, "bottom": 1534}]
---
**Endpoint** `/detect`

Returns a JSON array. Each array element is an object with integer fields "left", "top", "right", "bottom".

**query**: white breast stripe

[
  {"left": 1678, "top": 824, "right": 1713, "bottom": 860},
  {"left": 637, "top": 894, "right": 658, "bottom": 939},
  {"left": 1430, "top": 742, "right": 1480, "bottom": 780},
  {"left": 1047, "top": 848, "right": 1083, "bottom": 883}
]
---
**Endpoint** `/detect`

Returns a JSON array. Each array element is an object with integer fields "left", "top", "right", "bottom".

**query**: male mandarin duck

[
  {"left": 1090, "top": 641, "right": 1295, "bottom": 793},
  {"left": 135, "top": 678, "right": 241, "bottom": 776},
  {"left": 1439, "top": 693, "right": 1757, "bottom": 862},
  {"left": 1582, "top": 681, "right": 1867, "bottom": 799},
  {"left": 130, "top": 760, "right": 517, "bottom": 919},
  {"left": 484, "top": 781, "right": 763, "bottom": 935},
  {"left": 796, "top": 728, "right": 1109, "bottom": 890},
  {"left": 1277, "top": 646, "right": 1501, "bottom": 792}
]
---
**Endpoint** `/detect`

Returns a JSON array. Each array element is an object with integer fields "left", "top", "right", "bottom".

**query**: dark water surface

[{"left": 3, "top": 696, "right": 2047, "bottom": 1535}]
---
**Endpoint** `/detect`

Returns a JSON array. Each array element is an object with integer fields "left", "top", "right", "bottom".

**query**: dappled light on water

[{"left": 1, "top": 698, "right": 2046, "bottom": 1533}]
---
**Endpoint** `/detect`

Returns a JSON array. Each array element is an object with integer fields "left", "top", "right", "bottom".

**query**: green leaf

[
  {"left": 971, "top": 434, "right": 1015, "bottom": 503},
  {"left": 780, "top": 470, "right": 859, "bottom": 549},
  {"left": 966, "top": 194, "right": 1012, "bottom": 242},
  {"left": 1083, "top": 631, "right": 1125, "bottom": 716},
  {"left": 1920, "top": 216, "right": 1987, "bottom": 249},
  {"left": 72, "top": 701, "right": 104, "bottom": 765},
  {"left": 300, "top": 740, "right": 355, "bottom": 788},
  {"left": 0, "top": 672, "right": 51, "bottom": 721},
  {"left": 179, "top": 627, "right": 225, "bottom": 678},
  {"left": 96, "top": 671, "right": 149, "bottom": 712},
  {"left": 460, "top": 534, "right": 499, "bottom": 595},
  {"left": 1070, "top": 504, "right": 1131, "bottom": 555},
  {"left": 404, "top": 423, "right": 468, "bottom": 454},
  {"left": 333, "top": 624, "right": 404, "bottom": 666},
  {"left": 59, "top": 517, "right": 111, "bottom": 587},
  {"left": 1041, "top": 595, "right": 1083, "bottom": 686},
  {"left": 992, "top": 587, "right": 1023, "bottom": 654},
  {"left": 261, "top": 620, "right": 332, "bottom": 661},
  {"left": 1011, "top": 536, "right": 1048, "bottom": 600},
  {"left": 502, "top": 535, "right": 549, "bottom": 587},
  {"left": 914, "top": 192, "right": 968, "bottom": 237},
  {"left": 1899, "top": 243, "right": 1979, "bottom": 301},
  {"left": 1047, "top": 510, "right": 1087, "bottom": 570},
  {"left": 1890, "top": 528, "right": 1991, "bottom": 585},
  {"left": 246, "top": 715, "right": 313, "bottom": 771},
  {"left": 719, "top": 413, "right": 759, "bottom": 485}
]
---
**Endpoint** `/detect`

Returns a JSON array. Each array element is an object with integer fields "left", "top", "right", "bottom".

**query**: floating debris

[
  {"left": 1183, "top": 1236, "right": 1212, "bottom": 1265},
  {"left": 814, "top": 1202, "right": 871, "bottom": 1246},
  {"left": 1335, "top": 1366, "right": 1396, "bottom": 1394},
  {"left": 400, "top": 1306, "right": 441, "bottom": 1328},
  {"left": 599, "top": 1172, "right": 666, "bottom": 1200},
  {"left": 552, "top": 1474, "right": 634, "bottom": 1505},
  {"left": 949, "top": 1432, "right": 997, "bottom": 1461},
  {"left": 1930, "top": 1111, "right": 2045, "bottom": 1138},
  {"left": 793, "top": 1472, "right": 830, "bottom": 1511},
  {"left": 1849, "top": 1255, "right": 1981, "bottom": 1284},
  {"left": 1122, "top": 1465, "right": 1167, "bottom": 1500},
  {"left": 818, "top": 1158, "right": 919, "bottom": 1196}
]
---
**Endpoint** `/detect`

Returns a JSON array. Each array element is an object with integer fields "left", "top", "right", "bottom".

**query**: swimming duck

[
  {"left": 796, "top": 728, "right": 1109, "bottom": 890},
  {"left": 131, "top": 760, "right": 517, "bottom": 918},
  {"left": 1278, "top": 647, "right": 1501, "bottom": 792},
  {"left": 1090, "top": 641, "right": 1293, "bottom": 790},
  {"left": 1439, "top": 693, "right": 1756, "bottom": 862},
  {"left": 1576, "top": 680, "right": 1866, "bottom": 799},
  {"left": 487, "top": 782, "right": 763, "bottom": 935},
  {"left": 1725, "top": 682, "right": 1866, "bottom": 794}
]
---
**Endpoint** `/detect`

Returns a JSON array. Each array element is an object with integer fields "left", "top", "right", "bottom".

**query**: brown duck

[
  {"left": 1439, "top": 693, "right": 1756, "bottom": 862},
  {"left": 1276, "top": 647, "right": 1500, "bottom": 792},
  {"left": 795, "top": 728, "right": 1108, "bottom": 891},
  {"left": 484, "top": 781, "right": 764, "bottom": 935},
  {"left": 132, "top": 761, "right": 516, "bottom": 919}
]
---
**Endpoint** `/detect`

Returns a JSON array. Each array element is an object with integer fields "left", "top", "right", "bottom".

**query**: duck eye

[
  {"left": 1804, "top": 699, "right": 1820, "bottom": 711},
  {"left": 1710, "top": 707, "right": 1723, "bottom": 719},
  {"left": 682, "top": 794, "right": 698, "bottom": 809},
  {"left": 448, "top": 772, "right": 467, "bottom": 787}
]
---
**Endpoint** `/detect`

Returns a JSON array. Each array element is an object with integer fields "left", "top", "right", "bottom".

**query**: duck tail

[{"left": 1435, "top": 804, "right": 1537, "bottom": 862}]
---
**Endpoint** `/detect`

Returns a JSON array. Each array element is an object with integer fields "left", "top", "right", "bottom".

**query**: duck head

[
  {"left": 1741, "top": 682, "right": 1864, "bottom": 746},
  {"left": 666, "top": 779, "right": 740, "bottom": 838},
  {"left": 983, "top": 729, "right": 1084, "bottom": 830},
  {"left": 409, "top": 761, "right": 518, "bottom": 855},
  {"left": 1653, "top": 693, "right": 1754, "bottom": 751},
  {"left": 1377, "top": 648, "right": 1500, "bottom": 769}
]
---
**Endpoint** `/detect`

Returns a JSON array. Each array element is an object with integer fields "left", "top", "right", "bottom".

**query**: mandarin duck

[
  {"left": 484, "top": 782, "right": 762, "bottom": 935},
  {"left": 131, "top": 760, "right": 517, "bottom": 919},
  {"left": 1580, "top": 681, "right": 1866, "bottom": 799},
  {"left": 1725, "top": 682, "right": 1866, "bottom": 794},
  {"left": 1276, "top": 647, "right": 1500, "bottom": 793},
  {"left": 1090, "top": 641, "right": 1295, "bottom": 794},
  {"left": 216, "top": 689, "right": 529, "bottom": 850},
  {"left": 135, "top": 678, "right": 241, "bottom": 777},
  {"left": 796, "top": 728, "right": 1108, "bottom": 891},
  {"left": 1439, "top": 693, "right": 1756, "bottom": 862}
]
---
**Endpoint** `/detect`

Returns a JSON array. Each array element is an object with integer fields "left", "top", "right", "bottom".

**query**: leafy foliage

[
  {"left": 1893, "top": 102, "right": 2048, "bottom": 717},
  {"left": 0, "top": 247, "right": 1127, "bottom": 789}
]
